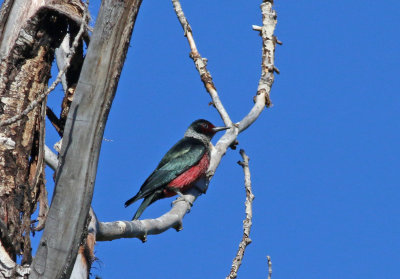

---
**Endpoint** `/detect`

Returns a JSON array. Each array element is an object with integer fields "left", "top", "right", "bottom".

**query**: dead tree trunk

[
  {"left": 31, "top": 0, "right": 143, "bottom": 277},
  {"left": 0, "top": 0, "right": 143, "bottom": 277},
  {"left": 0, "top": 0, "right": 85, "bottom": 266}
]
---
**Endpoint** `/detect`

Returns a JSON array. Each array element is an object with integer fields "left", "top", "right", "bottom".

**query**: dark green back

[{"left": 130, "top": 137, "right": 207, "bottom": 202}]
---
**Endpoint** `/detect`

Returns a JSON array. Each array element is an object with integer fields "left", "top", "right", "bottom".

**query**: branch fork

[{"left": 87, "top": 0, "right": 278, "bottom": 250}]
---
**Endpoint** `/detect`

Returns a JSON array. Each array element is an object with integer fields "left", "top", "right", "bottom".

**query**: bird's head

[{"left": 184, "top": 119, "right": 229, "bottom": 142}]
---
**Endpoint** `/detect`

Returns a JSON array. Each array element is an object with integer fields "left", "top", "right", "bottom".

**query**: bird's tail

[
  {"left": 124, "top": 192, "right": 141, "bottom": 208},
  {"left": 132, "top": 192, "right": 156, "bottom": 220}
]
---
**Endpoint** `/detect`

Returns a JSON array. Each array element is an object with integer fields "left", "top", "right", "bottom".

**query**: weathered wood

[
  {"left": 0, "top": 0, "right": 45, "bottom": 58},
  {"left": 0, "top": 241, "right": 29, "bottom": 278},
  {"left": 30, "top": 0, "right": 143, "bottom": 278},
  {"left": 0, "top": 0, "right": 86, "bottom": 264},
  {"left": 70, "top": 208, "right": 97, "bottom": 279},
  {"left": 0, "top": 0, "right": 15, "bottom": 44},
  {"left": 55, "top": 30, "right": 85, "bottom": 136}
]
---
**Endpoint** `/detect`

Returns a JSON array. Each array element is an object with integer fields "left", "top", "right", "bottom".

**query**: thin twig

[
  {"left": 46, "top": 106, "right": 63, "bottom": 136},
  {"left": 267, "top": 255, "right": 272, "bottom": 279},
  {"left": 226, "top": 149, "right": 254, "bottom": 279},
  {"left": 0, "top": 3, "right": 89, "bottom": 127},
  {"left": 171, "top": 0, "right": 232, "bottom": 127}
]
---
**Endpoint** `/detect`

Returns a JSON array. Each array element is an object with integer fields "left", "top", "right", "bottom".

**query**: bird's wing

[
  {"left": 125, "top": 138, "right": 206, "bottom": 206},
  {"left": 155, "top": 138, "right": 205, "bottom": 170}
]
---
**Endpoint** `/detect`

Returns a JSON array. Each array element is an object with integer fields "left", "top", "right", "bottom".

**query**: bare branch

[
  {"left": 267, "top": 255, "right": 272, "bottom": 279},
  {"left": 252, "top": 25, "right": 263, "bottom": 31},
  {"left": 171, "top": 0, "right": 232, "bottom": 127},
  {"left": 44, "top": 145, "right": 58, "bottom": 171},
  {"left": 55, "top": 28, "right": 86, "bottom": 135},
  {"left": 0, "top": 4, "right": 89, "bottom": 127},
  {"left": 46, "top": 106, "right": 63, "bottom": 137},
  {"left": 226, "top": 150, "right": 254, "bottom": 279},
  {"left": 238, "top": 0, "right": 278, "bottom": 132},
  {"left": 55, "top": 33, "right": 70, "bottom": 94},
  {"left": 96, "top": 180, "right": 206, "bottom": 242}
]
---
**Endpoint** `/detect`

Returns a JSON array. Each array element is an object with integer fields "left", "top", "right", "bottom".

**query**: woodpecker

[{"left": 125, "top": 119, "right": 229, "bottom": 220}]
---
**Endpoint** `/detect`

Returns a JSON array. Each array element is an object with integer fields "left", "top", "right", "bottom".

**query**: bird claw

[
  {"left": 171, "top": 189, "right": 193, "bottom": 208},
  {"left": 172, "top": 196, "right": 193, "bottom": 208}
]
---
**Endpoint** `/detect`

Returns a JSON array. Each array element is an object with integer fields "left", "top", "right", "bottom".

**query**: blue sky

[{"left": 13, "top": 0, "right": 400, "bottom": 278}]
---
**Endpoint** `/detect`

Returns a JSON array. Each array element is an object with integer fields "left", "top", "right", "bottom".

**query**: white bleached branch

[
  {"left": 267, "top": 255, "right": 273, "bottom": 279},
  {"left": 44, "top": 145, "right": 58, "bottom": 171},
  {"left": 226, "top": 150, "right": 254, "bottom": 279},
  {"left": 171, "top": 0, "right": 233, "bottom": 127},
  {"left": 96, "top": 184, "right": 204, "bottom": 242}
]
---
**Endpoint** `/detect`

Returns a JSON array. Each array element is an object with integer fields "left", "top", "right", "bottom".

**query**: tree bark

[
  {"left": 0, "top": 0, "right": 84, "bottom": 265},
  {"left": 31, "top": 0, "right": 143, "bottom": 278}
]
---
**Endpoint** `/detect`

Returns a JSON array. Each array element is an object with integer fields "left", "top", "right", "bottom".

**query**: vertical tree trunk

[
  {"left": 31, "top": 0, "right": 143, "bottom": 278},
  {"left": 0, "top": 0, "right": 84, "bottom": 265}
]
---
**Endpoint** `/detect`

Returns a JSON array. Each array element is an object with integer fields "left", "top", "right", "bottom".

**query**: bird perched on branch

[{"left": 125, "top": 119, "right": 229, "bottom": 220}]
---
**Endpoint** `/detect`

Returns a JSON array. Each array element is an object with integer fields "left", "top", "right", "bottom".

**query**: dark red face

[
  {"left": 192, "top": 119, "right": 216, "bottom": 136},
  {"left": 200, "top": 121, "right": 216, "bottom": 135}
]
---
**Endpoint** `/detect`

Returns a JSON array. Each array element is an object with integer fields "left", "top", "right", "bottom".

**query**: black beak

[{"left": 212, "top": 126, "right": 230, "bottom": 133}]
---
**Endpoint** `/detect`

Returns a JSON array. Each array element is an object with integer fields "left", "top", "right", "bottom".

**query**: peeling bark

[
  {"left": 0, "top": 241, "right": 30, "bottom": 278},
  {"left": 0, "top": 11, "right": 65, "bottom": 263},
  {"left": 0, "top": 0, "right": 85, "bottom": 265}
]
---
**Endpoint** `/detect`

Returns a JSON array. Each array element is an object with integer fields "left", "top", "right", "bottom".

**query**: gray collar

[{"left": 184, "top": 129, "right": 211, "bottom": 145}]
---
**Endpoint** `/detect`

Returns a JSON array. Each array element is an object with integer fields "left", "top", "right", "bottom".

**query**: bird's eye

[{"left": 202, "top": 123, "right": 208, "bottom": 129}]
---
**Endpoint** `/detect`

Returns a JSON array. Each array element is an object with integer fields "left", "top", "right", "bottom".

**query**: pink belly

[{"left": 163, "top": 152, "right": 210, "bottom": 197}]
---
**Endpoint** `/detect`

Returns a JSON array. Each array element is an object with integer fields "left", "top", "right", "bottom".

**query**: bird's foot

[{"left": 171, "top": 189, "right": 193, "bottom": 208}]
